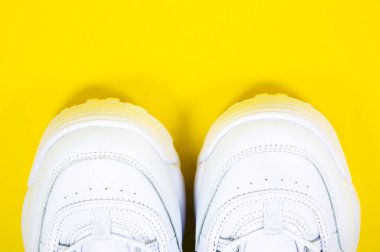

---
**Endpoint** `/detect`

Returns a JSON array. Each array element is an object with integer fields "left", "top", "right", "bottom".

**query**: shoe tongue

[
  {"left": 82, "top": 209, "right": 129, "bottom": 252},
  {"left": 240, "top": 200, "right": 297, "bottom": 251},
  {"left": 82, "top": 239, "right": 129, "bottom": 252},
  {"left": 242, "top": 234, "right": 297, "bottom": 251}
]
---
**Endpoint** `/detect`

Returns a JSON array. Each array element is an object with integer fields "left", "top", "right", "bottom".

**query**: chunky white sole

[
  {"left": 28, "top": 98, "right": 179, "bottom": 187},
  {"left": 199, "top": 94, "right": 352, "bottom": 180}
]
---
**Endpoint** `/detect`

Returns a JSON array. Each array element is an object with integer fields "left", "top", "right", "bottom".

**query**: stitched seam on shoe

[
  {"left": 70, "top": 222, "right": 144, "bottom": 245},
  {"left": 47, "top": 201, "right": 167, "bottom": 251},
  {"left": 65, "top": 220, "right": 90, "bottom": 243},
  {"left": 52, "top": 202, "right": 166, "bottom": 249},
  {"left": 230, "top": 210, "right": 261, "bottom": 235},
  {"left": 205, "top": 191, "right": 329, "bottom": 251},
  {"left": 236, "top": 216, "right": 309, "bottom": 239},
  {"left": 35, "top": 151, "right": 177, "bottom": 251},
  {"left": 231, "top": 211, "right": 311, "bottom": 236},
  {"left": 230, "top": 210, "right": 313, "bottom": 238},
  {"left": 66, "top": 219, "right": 148, "bottom": 245},
  {"left": 57, "top": 200, "right": 163, "bottom": 245},
  {"left": 51, "top": 204, "right": 165, "bottom": 250},
  {"left": 112, "top": 218, "right": 149, "bottom": 239},
  {"left": 199, "top": 145, "right": 336, "bottom": 251},
  {"left": 214, "top": 210, "right": 316, "bottom": 251},
  {"left": 210, "top": 197, "right": 326, "bottom": 251}
]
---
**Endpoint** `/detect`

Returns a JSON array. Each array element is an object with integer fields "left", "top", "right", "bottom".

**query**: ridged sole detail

[
  {"left": 28, "top": 98, "right": 179, "bottom": 186},
  {"left": 198, "top": 93, "right": 351, "bottom": 180}
]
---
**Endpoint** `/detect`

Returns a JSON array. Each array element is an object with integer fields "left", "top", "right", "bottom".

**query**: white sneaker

[
  {"left": 195, "top": 94, "right": 360, "bottom": 252},
  {"left": 22, "top": 99, "right": 185, "bottom": 252}
]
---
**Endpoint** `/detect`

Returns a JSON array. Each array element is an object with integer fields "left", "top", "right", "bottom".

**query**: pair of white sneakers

[{"left": 22, "top": 94, "right": 360, "bottom": 252}]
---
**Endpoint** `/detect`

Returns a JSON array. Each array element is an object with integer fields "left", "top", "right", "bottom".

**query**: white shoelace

[
  {"left": 63, "top": 234, "right": 154, "bottom": 252},
  {"left": 220, "top": 228, "right": 321, "bottom": 252}
]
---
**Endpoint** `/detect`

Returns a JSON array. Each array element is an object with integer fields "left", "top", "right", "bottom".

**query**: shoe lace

[
  {"left": 63, "top": 234, "right": 154, "bottom": 252},
  {"left": 220, "top": 228, "right": 321, "bottom": 252}
]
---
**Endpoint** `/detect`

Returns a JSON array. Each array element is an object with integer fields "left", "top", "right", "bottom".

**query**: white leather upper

[
  {"left": 195, "top": 119, "right": 360, "bottom": 252},
  {"left": 22, "top": 96, "right": 360, "bottom": 252},
  {"left": 22, "top": 126, "right": 185, "bottom": 252}
]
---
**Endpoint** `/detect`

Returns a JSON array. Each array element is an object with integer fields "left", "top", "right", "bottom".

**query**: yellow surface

[{"left": 0, "top": 0, "right": 379, "bottom": 251}]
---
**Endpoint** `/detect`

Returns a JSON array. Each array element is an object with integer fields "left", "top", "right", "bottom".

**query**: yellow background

[{"left": 0, "top": 0, "right": 379, "bottom": 251}]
